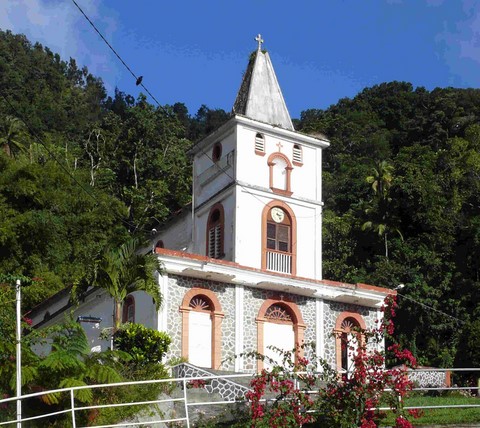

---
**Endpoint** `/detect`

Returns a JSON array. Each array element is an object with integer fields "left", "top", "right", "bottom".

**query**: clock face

[{"left": 271, "top": 207, "right": 285, "bottom": 223}]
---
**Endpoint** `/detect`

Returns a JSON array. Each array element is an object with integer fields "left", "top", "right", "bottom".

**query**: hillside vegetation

[{"left": 1, "top": 30, "right": 479, "bottom": 367}]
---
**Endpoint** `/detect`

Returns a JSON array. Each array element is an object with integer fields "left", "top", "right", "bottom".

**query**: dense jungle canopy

[{"left": 1, "top": 29, "right": 479, "bottom": 367}]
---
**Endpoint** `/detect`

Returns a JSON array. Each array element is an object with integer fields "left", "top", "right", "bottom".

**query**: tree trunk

[
  {"left": 113, "top": 299, "right": 122, "bottom": 332},
  {"left": 385, "top": 231, "right": 389, "bottom": 259}
]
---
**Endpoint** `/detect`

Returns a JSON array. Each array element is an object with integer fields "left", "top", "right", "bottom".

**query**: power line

[
  {"left": 70, "top": 0, "right": 327, "bottom": 224},
  {"left": 396, "top": 291, "right": 465, "bottom": 325},
  {"left": 70, "top": 0, "right": 165, "bottom": 111},
  {"left": 70, "top": 0, "right": 271, "bottom": 213}
]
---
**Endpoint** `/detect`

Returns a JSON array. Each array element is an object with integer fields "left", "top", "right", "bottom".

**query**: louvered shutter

[{"left": 214, "top": 225, "right": 221, "bottom": 258}]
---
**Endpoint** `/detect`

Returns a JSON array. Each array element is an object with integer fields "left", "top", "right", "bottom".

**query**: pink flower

[{"left": 395, "top": 416, "right": 413, "bottom": 428}]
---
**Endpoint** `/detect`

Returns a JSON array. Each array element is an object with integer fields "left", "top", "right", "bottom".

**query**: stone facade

[
  {"left": 164, "top": 273, "right": 381, "bottom": 373},
  {"left": 242, "top": 287, "right": 317, "bottom": 371},
  {"left": 165, "top": 274, "right": 237, "bottom": 370},
  {"left": 323, "top": 301, "right": 378, "bottom": 367}
]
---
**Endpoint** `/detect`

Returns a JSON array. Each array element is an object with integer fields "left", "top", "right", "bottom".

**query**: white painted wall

[
  {"left": 189, "top": 118, "right": 325, "bottom": 278},
  {"left": 154, "top": 209, "right": 192, "bottom": 252},
  {"left": 234, "top": 187, "right": 322, "bottom": 279},
  {"left": 192, "top": 189, "right": 235, "bottom": 259},
  {"left": 235, "top": 124, "right": 323, "bottom": 202},
  {"left": 193, "top": 127, "right": 236, "bottom": 208}
]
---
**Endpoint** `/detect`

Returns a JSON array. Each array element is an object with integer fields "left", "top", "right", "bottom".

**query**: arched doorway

[
  {"left": 180, "top": 288, "right": 224, "bottom": 369},
  {"left": 335, "top": 311, "right": 366, "bottom": 374},
  {"left": 256, "top": 298, "right": 306, "bottom": 371}
]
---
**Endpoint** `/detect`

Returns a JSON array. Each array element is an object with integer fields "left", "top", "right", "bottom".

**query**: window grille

[
  {"left": 189, "top": 296, "right": 211, "bottom": 311},
  {"left": 265, "top": 304, "right": 292, "bottom": 322}
]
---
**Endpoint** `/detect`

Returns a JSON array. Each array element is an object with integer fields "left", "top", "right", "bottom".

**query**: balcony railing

[
  {"left": 198, "top": 150, "right": 234, "bottom": 187},
  {"left": 266, "top": 250, "right": 292, "bottom": 274}
]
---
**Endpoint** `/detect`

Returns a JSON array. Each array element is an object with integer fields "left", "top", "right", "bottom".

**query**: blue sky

[{"left": 1, "top": 0, "right": 479, "bottom": 119}]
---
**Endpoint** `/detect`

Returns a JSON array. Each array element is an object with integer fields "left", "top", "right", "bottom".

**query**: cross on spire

[{"left": 255, "top": 34, "right": 264, "bottom": 51}]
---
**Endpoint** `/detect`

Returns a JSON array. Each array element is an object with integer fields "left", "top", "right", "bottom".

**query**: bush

[
  {"left": 114, "top": 323, "right": 171, "bottom": 366},
  {"left": 243, "top": 296, "right": 420, "bottom": 428}
]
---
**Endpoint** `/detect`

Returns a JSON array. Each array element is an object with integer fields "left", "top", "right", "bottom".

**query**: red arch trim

[
  {"left": 180, "top": 287, "right": 224, "bottom": 369},
  {"left": 261, "top": 200, "right": 297, "bottom": 276},
  {"left": 256, "top": 297, "right": 306, "bottom": 372}
]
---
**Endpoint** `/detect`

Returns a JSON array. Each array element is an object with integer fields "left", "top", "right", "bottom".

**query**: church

[{"left": 30, "top": 36, "right": 392, "bottom": 374}]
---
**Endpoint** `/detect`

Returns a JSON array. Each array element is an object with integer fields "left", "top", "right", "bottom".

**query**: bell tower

[{"left": 190, "top": 36, "right": 329, "bottom": 280}]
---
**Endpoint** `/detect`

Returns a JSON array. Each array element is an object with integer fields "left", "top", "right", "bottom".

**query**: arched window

[
  {"left": 255, "top": 133, "right": 265, "bottom": 155},
  {"left": 292, "top": 144, "right": 303, "bottom": 166},
  {"left": 180, "top": 288, "right": 224, "bottom": 369},
  {"left": 212, "top": 142, "right": 222, "bottom": 162},
  {"left": 155, "top": 240, "right": 164, "bottom": 250},
  {"left": 122, "top": 295, "right": 135, "bottom": 323},
  {"left": 334, "top": 312, "right": 366, "bottom": 374},
  {"left": 268, "top": 152, "right": 293, "bottom": 196},
  {"left": 262, "top": 202, "right": 297, "bottom": 275},
  {"left": 256, "top": 298, "right": 306, "bottom": 372},
  {"left": 206, "top": 203, "right": 224, "bottom": 259}
]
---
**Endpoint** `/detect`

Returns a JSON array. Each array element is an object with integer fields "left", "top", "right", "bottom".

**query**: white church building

[{"left": 31, "top": 37, "right": 392, "bottom": 374}]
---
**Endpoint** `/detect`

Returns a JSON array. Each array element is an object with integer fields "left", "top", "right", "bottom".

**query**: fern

[
  {"left": 59, "top": 378, "right": 92, "bottom": 403},
  {"left": 86, "top": 364, "right": 123, "bottom": 384},
  {"left": 39, "top": 349, "right": 86, "bottom": 373},
  {"left": 7, "top": 365, "right": 38, "bottom": 391},
  {"left": 40, "top": 390, "right": 62, "bottom": 405}
]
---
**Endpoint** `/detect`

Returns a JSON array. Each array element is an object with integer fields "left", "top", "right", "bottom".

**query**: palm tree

[
  {"left": 362, "top": 160, "right": 402, "bottom": 259},
  {"left": 92, "top": 238, "right": 162, "bottom": 330},
  {"left": 365, "top": 160, "right": 393, "bottom": 199},
  {"left": 0, "top": 115, "right": 28, "bottom": 158}
]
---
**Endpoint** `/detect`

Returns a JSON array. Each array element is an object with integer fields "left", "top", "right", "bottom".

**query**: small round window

[{"left": 212, "top": 142, "right": 222, "bottom": 163}]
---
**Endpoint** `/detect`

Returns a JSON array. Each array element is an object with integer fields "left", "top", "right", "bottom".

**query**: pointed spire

[{"left": 233, "top": 36, "right": 294, "bottom": 131}]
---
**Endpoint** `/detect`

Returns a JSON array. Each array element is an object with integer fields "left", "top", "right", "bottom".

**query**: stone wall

[
  {"left": 165, "top": 274, "right": 237, "bottom": 370},
  {"left": 242, "top": 287, "right": 317, "bottom": 371},
  {"left": 396, "top": 366, "right": 451, "bottom": 388},
  {"left": 164, "top": 273, "right": 381, "bottom": 373},
  {"left": 323, "top": 301, "right": 378, "bottom": 367}
]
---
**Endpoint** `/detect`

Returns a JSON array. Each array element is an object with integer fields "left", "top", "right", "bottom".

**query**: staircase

[
  {"left": 172, "top": 363, "right": 252, "bottom": 401},
  {"left": 170, "top": 363, "right": 252, "bottom": 425}
]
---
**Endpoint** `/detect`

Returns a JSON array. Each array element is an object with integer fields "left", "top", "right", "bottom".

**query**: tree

[
  {"left": 362, "top": 160, "right": 402, "bottom": 259},
  {"left": 88, "top": 238, "right": 162, "bottom": 330},
  {"left": 0, "top": 115, "right": 29, "bottom": 158}
]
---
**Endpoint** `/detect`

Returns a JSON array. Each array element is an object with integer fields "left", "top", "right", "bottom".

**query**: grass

[{"left": 382, "top": 393, "right": 480, "bottom": 426}]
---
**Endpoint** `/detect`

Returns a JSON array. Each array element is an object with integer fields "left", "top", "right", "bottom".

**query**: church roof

[{"left": 233, "top": 42, "right": 294, "bottom": 131}]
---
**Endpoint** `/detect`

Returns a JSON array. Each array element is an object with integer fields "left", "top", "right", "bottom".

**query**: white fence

[{"left": 0, "top": 368, "right": 479, "bottom": 427}]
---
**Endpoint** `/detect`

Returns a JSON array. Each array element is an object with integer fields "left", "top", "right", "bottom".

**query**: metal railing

[
  {"left": 0, "top": 368, "right": 479, "bottom": 427},
  {"left": 0, "top": 372, "right": 253, "bottom": 428}
]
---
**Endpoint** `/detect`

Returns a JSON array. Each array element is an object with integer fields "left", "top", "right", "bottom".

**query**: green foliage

[
  {"left": 0, "top": 156, "right": 129, "bottom": 309},
  {"left": 0, "top": 315, "right": 170, "bottom": 427},
  {"left": 2, "top": 26, "right": 480, "bottom": 371},
  {"left": 0, "top": 28, "right": 201, "bottom": 312},
  {"left": 114, "top": 322, "right": 171, "bottom": 366},
  {"left": 455, "top": 320, "right": 480, "bottom": 369},
  {"left": 298, "top": 82, "right": 480, "bottom": 366}
]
